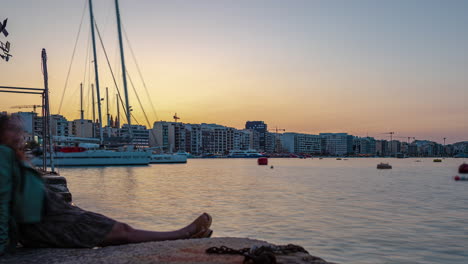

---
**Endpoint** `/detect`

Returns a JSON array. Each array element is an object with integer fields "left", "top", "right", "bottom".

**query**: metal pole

[
  {"left": 42, "top": 94, "right": 46, "bottom": 170},
  {"left": 41, "top": 49, "right": 55, "bottom": 172},
  {"left": 88, "top": 0, "right": 104, "bottom": 144},
  {"left": 115, "top": 0, "right": 132, "bottom": 138}
]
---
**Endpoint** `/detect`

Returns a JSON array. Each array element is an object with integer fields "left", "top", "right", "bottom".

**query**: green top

[{"left": 0, "top": 145, "right": 44, "bottom": 255}]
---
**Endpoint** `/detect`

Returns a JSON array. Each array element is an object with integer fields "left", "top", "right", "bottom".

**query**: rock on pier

[{"left": 1, "top": 237, "right": 337, "bottom": 264}]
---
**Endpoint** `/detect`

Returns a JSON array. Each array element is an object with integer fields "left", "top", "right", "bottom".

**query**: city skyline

[
  {"left": 2, "top": 109, "right": 465, "bottom": 145},
  {"left": 1, "top": 0, "right": 467, "bottom": 144}
]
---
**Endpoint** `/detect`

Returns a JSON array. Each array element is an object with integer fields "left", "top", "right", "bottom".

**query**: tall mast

[
  {"left": 106, "top": 87, "right": 110, "bottom": 127},
  {"left": 80, "top": 82, "right": 84, "bottom": 120},
  {"left": 115, "top": 0, "right": 132, "bottom": 138},
  {"left": 116, "top": 95, "right": 120, "bottom": 128},
  {"left": 91, "top": 84, "right": 95, "bottom": 138},
  {"left": 106, "top": 87, "right": 110, "bottom": 137},
  {"left": 88, "top": 0, "right": 104, "bottom": 143}
]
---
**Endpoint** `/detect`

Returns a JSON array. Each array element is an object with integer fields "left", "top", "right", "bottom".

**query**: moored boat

[
  {"left": 150, "top": 153, "right": 187, "bottom": 164},
  {"left": 228, "top": 149, "right": 264, "bottom": 158},
  {"left": 377, "top": 162, "right": 392, "bottom": 169},
  {"left": 32, "top": 145, "right": 150, "bottom": 166},
  {"left": 459, "top": 163, "right": 468, "bottom": 174}
]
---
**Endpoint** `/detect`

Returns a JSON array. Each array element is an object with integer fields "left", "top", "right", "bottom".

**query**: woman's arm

[{"left": 0, "top": 146, "right": 14, "bottom": 254}]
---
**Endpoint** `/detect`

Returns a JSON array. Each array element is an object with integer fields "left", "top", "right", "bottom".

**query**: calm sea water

[{"left": 58, "top": 158, "right": 467, "bottom": 264}]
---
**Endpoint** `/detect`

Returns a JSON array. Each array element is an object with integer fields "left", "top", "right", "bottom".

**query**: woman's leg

[{"left": 99, "top": 213, "right": 212, "bottom": 246}]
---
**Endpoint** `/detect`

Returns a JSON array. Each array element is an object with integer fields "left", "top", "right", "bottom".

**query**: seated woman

[{"left": 0, "top": 115, "right": 212, "bottom": 255}]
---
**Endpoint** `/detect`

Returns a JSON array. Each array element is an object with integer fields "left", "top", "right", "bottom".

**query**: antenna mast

[{"left": 88, "top": 0, "right": 104, "bottom": 144}]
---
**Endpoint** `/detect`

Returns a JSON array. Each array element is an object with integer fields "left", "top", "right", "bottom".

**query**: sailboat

[{"left": 32, "top": 0, "right": 151, "bottom": 167}]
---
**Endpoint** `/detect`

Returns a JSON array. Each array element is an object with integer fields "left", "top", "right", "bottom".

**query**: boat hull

[
  {"left": 32, "top": 150, "right": 150, "bottom": 166},
  {"left": 150, "top": 154, "right": 187, "bottom": 164}
]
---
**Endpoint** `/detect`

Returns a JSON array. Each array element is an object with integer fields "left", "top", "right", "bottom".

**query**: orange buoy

[
  {"left": 258, "top": 157, "right": 268, "bottom": 165},
  {"left": 458, "top": 163, "right": 468, "bottom": 174}
]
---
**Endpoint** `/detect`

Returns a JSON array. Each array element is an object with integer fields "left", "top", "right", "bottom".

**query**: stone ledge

[{"left": 0, "top": 237, "right": 337, "bottom": 264}]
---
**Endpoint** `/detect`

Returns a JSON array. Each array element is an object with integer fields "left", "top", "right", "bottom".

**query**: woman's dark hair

[{"left": 0, "top": 114, "right": 26, "bottom": 160}]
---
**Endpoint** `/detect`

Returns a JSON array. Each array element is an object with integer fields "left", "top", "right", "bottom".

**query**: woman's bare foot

[{"left": 180, "top": 213, "right": 212, "bottom": 239}]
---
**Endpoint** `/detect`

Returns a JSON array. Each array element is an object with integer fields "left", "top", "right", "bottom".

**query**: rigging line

[
  {"left": 82, "top": 30, "right": 91, "bottom": 88},
  {"left": 85, "top": 38, "right": 92, "bottom": 120},
  {"left": 122, "top": 26, "right": 159, "bottom": 121},
  {"left": 93, "top": 20, "right": 129, "bottom": 123},
  {"left": 126, "top": 69, "right": 152, "bottom": 129},
  {"left": 86, "top": 79, "right": 91, "bottom": 120},
  {"left": 83, "top": 31, "right": 91, "bottom": 119},
  {"left": 57, "top": 0, "right": 87, "bottom": 114}
]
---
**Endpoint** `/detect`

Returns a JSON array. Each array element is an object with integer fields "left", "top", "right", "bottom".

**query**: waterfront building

[
  {"left": 119, "top": 124, "right": 150, "bottom": 147},
  {"left": 265, "top": 132, "right": 277, "bottom": 153},
  {"left": 281, "top": 132, "right": 321, "bottom": 154},
  {"left": 281, "top": 133, "right": 295, "bottom": 153},
  {"left": 354, "top": 137, "right": 376, "bottom": 155},
  {"left": 408, "top": 143, "right": 418, "bottom": 156},
  {"left": 172, "top": 122, "right": 187, "bottom": 152},
  {"left": 150, "top": 121, "right": 188, "bottom": 152},
  {"left": 50, "top": 114, "right": 70, "bottom": 137},
  {"left": 400, "top": 142, "right": 409, "bottom": 154},
  {"left": 452, "top": 141, "right": 468, "bottom": 156},
  {"left": 245, "top": 121, "right": 267, "bottom": 152},
  {"left": 12, "top": 112, "right": 36, "bottom": 135},
  {"left": 200, "top": 123, "right": 235, "bottom": 155},
  {"left": 375, "top": 140, "right": 388, "bottom": 156},
  {"left": 184, "top": 124, "right": 203, "bottom": 155},
  {"left": 320, "top": 133, "right": 351, "bottom": 156},
  {"left": 233, "top": 129, "right": 252, "bottom": 151},
  {"left": 388, "top": 140, "right": 401, "bottom": 156},
  {"left": 150, "top": 121, "right": 173, "bottom": 152},
  {"left": 68, "top": 119, "right": 94, "bottom": 138}
]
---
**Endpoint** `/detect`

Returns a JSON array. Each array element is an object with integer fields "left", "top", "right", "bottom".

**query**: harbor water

[{"left": 59, "top": 158, "right": 467, "bottom": 264}]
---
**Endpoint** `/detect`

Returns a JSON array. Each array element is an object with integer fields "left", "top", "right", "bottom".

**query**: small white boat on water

[
  {"left": 150, "top": 153, "right": 187, "bottom": 164},
  {"left": 228, "top": 149, "right": 264, "bottom": 158}
]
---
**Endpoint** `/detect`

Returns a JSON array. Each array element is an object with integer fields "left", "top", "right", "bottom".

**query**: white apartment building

[
  {"left": 151, "top": 121, "right": 188, "bottom": 152},
  {"left": 233, "top": 129, "right": 252, "bottom": 150},
  {"left": 120, "top": 124, "right": 150, "bottom": 147},
  {"left": 185, "top": 124, "right": 203, "bottom": 155},
  {"left": 51, "top": 115, "right": 70, "bottom": 137},
  {"left": 68, "top": 119, "right": 94, "bottom": 138},
  {"left": 281, "top": 132, "right": 321, "bottom": 154}
]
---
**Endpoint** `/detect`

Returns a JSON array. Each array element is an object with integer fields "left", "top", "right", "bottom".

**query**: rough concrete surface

[{"left": 1, "top": 237, "right": 337, "bottom": 264}]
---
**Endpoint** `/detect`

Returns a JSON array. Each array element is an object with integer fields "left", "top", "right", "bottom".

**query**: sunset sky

[{"left": 1, "top": 0, "right": 467, "bottom": 143}]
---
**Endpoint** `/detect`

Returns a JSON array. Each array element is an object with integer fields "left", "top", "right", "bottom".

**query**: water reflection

[{"left": 61, "top": 158, "right": 467, "bottom": 264}]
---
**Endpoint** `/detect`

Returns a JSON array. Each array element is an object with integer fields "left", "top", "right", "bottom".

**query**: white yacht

[
  {"left": 32, "top": 144, "right": 150, "bottom": 167},
  {"left": 228, "top": 149, "right": 264, "bottom": 158}
]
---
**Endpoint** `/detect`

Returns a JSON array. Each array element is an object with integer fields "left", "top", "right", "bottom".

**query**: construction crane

[
  {"left": 11, "top": 104, "right": 43, "bottom": 113},
  {"left": 173, "top": 113, "right": 180, "bottom": 122},
  {"left": 268, "top": 127, "right": 286, "bottom": 153},
  {"left": 272, "top": 126, "right": 286, "bottom": 134},
  {"left": 393, "top": 136, "right": 414, "bottom": 144}
]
